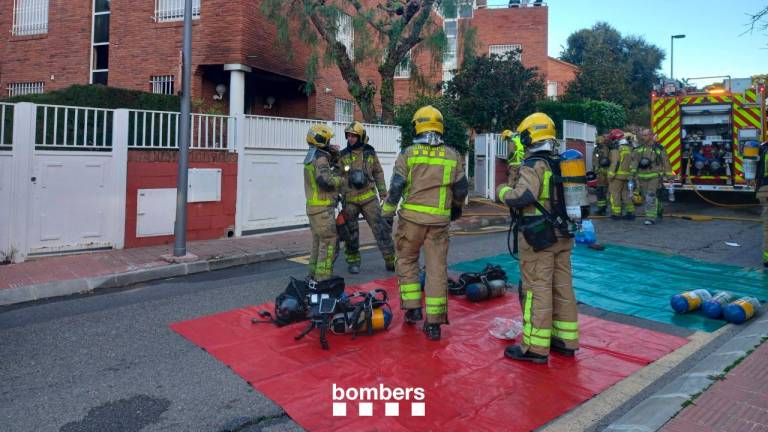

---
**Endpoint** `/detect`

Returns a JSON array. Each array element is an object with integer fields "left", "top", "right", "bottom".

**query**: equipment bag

[{"left": 448, "top": 264, "right": 507, "bottom": 295}]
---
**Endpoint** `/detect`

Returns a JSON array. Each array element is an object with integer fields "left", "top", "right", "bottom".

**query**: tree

[
  {"left": 394, "top": 95, "right": 469, "bottom": 154},
  {"left": 444, "top": 51, "right": 545, "bottom": 132},
  {"left": 261, "top": 0, "right": 452, "bottom": 123},
  {"left": 747, "top": 5, "right": 768, "bottom": 45},
  {"left": 561, "top": 22, "right": 664, "bottom": 112}
]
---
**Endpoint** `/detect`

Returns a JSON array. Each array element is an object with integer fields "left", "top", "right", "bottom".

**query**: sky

[{"left": 486, "top": 0, "right": 767, "bottom": 82}]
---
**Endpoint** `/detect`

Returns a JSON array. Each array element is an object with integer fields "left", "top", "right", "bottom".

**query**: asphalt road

[{"left": 0, "top": 200, "right": 763, "bottom": 432}]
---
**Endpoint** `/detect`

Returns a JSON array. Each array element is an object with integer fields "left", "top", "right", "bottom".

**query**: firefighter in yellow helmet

[
  {"left": 382, "top": 105, "right": 469, "bottom": 341},
  {"left": 607, "top": 133, "right": 636, "bottom": 220},
  {"left": 502, "top": 129, "right": 525, "bottom": 186},
  {"left": 338, "top": 121, "right": 395, "bottom": 274},
  {"left": 304, "top": 124, "right": 342, "bottom": 281},
  {"left": 591, "top": 135, "right": 611, "bottom": 215},
  {"left": 630, "top": 129, "right": 674, "bottom": 225},
  {"left": 495, "top": 112, "right": 579, "bottom": 364}
]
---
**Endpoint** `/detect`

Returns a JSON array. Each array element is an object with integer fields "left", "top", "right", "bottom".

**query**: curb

[
  {"left": 0, "top": 249, "right": 286, "bottom": 307},
  {"left": 603, "top": 311, "right": 768, "bottom": 432}
]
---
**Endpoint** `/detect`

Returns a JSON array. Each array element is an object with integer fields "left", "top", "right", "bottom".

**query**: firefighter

[
  {"left": 607, "top": 133, "right": 636, "bottom": 220},
  {"left": 382, "top": 105, "right": 468, "bottom": 341},
  {"left": 758, "top": 140, "right": 768, "bottom": 268},
  {"left": 303, "top": 124, "right": 342, "bottom": 281},
  {"left": 503, "top": 129, "right": 525, "bottom": 186},
  {"left": 631, "top": 129, "right": 674, "bottom": 225},
  {"left": 591, "top": 135, "right": 611, "bottom": 215},
  {"left": 496, "top": 112, "right": 579, "bottom": 364},
  {"left": 339, "top": 121, "right": 396, "bottom": 274}
]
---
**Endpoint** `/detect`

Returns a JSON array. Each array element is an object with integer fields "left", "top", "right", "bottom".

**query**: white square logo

[
  {"left": 358, "top": 402, "right": 373, "bottom": 416},
  {"left": 411, "top": 402, "right": 425, "bottom": 417},
  {"left": 385, "top": 402, "right": 399, "bottom": 417},
  {"left": 332, "top": 402, "right": 346, "bottom": 417}
]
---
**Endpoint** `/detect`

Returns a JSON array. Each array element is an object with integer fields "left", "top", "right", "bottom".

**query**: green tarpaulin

[{"left": 451, "top": 244, "right": 767, "bottom": 332}]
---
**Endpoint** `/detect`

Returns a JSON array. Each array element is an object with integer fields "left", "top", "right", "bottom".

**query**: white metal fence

[
  {"left": 7, "top": 82, "right": 45, "bottom": 98},
  {"left": 0, "top": 104, "right": 13, "bottom": 150},
  {"left": 36, "top": 105, "right": 114, "bottom": 149},
  {"left": 563, "top": 120, "right": 597, "bottom": 144},
  {"left": 127, "top": 110, "right": 232, "bottom": 150},
  {"left": 242, "top": 114, "right": 401, "bottom": 152}
]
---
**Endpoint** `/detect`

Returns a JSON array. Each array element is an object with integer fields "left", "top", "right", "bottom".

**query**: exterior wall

[
  {"left": 469, "top": 7, "right": 549, "bottom": 75},
  {"left": 547, "top": 57, "right": 578, "bottom": 97},
  {"left": 125, "top": 150, "right": 237, "bottom": 248}
]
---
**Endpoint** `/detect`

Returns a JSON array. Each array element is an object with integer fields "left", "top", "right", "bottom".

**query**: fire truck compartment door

[{"left": 680, "top": 104, "right": 731, "bottom": 114}]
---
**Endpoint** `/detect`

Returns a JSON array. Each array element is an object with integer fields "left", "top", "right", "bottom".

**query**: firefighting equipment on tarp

[
  {"left": 670, "top": 289, "right": 713, "bottom": 314},
  {"left": 252, "top": 277, "right": 311, "bottom": 327},
  {"left": 330, "top": 289, "right": 393, "bottom": 335},
  {"left": 723, "top": 297, "right": 761, "bottom": 324},
  {"left": 741, "top": 140, "right": 760, "bottom": 180},
  {"left": 447, "top": 264, "right": 508, "bottom": 296},
  {"left": 560, "top": 149, "right": 589, "bottom": 223},
  {"left": 702, "top": 291, "right": 735, "bottom": 319},
  {"left": 574, "top": 220, "right": 596, "bottom": 245},
  {"left": 466, "top": 279, "right": 508, "bottom": 302}
]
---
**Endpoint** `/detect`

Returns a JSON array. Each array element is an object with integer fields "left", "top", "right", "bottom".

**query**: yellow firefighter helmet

[
  {"left": 632, "top": 191, "right": 644, "bottom": 206},
  {"left": 412, "top": 105, "right": 445, "bottom": 135},
  {"left": 306, "top": 124, "right": 334, "bottom": 148},
  {"left": 517, "top": 112, "right": 556, "bottom": 146},
  {"left": 344, "top": 121, "right": 366, "bottom": 141}
]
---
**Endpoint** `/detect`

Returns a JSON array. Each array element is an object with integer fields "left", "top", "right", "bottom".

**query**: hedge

[{"left": 536, "top": 99, "right": 627, "bottom": 134}]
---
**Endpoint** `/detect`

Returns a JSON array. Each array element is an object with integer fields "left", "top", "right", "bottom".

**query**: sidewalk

[
  {"left": 0, "top": 200, "right": 507, "bottom": 306},
  {"left": 661, "top": 340, "right": 768, "bottom": 432}
]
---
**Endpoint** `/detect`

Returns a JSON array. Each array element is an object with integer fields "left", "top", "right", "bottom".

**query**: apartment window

[
  {"left": 394, "top": 50, "right": 412, "bottom": 79},
  {"left": 150, "top": 76, "right": 175, "bottom": 95},
  {"left": 489, "top": 44, "right": 522, "bottom": 60},
  {"left": 7, "top": 82, "right": 45, "bottom": 97},
  {"left": 12, "top": 0, "right": 49, "bottom": 36},
  {"left": 547, "top": 81, "right": 558, "bottom": 100},
  {"left": 335, "top": 99, "right": 354, "bottom": 123},
  {"left": 336, "top": 13, "right": 354, "bottom": 58},
  {"left": 155, "top": 0, "right": 201, "bottom": 22},
  {"left": 90, "top": 0, "right": 110, "bottom": 85},
  {"left": 457, "top": 0, "right": 474, "bottom": 18},
  {"left": 443, "top": 19, "right": 458, "bottom": 73}
]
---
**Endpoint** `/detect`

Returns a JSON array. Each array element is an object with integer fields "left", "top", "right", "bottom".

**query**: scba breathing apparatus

[{"left": 506, "top": 113, "right": 589, "bottom": 257}]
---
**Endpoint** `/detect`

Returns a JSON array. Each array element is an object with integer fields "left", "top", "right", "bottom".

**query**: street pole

[
  {"left": 173, "top": 0, "right": 193, "bottom": 257},
  {"left": 670, "top": 36, "right": 673, "bottom": 80}
]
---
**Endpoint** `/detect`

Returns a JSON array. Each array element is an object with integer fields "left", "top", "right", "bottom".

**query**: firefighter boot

[
  {"left": 504, "top": 345, "right": 548, "bottom": 364},
  {"left": 384, "top": 255, "right": 396, "bottom": 272},
  {"left": 423, "top": 323, "right": 441, "bottom": 341},
  {"left": 551, "top": 339, "right": 577, "bottom": 357},
  {"left": 348, "top": 264, "right": 360, "bottom": 274},
  {"left": 404, "top": 308, "right": 423, "bottom": 324}
]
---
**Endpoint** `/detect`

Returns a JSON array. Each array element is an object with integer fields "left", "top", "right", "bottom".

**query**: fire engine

[{"left": 650, "top": 75, "right": 767, "bottom": 192}]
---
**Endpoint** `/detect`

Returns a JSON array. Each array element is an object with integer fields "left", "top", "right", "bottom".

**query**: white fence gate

[
  {"left": 0, "top": 104, "right": 13, "bottom": 261},
  {"left": 235, "top": 115, "right": 401, "bottom": 234},
  {"left": 6, "top": 103, "right": 127, "bottom": 261},
  {"left": 473, "top": 133, "right": 502, "bottom": 200}
]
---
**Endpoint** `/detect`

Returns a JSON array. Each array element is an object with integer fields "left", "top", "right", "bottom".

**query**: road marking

[
  {"left": 287, "top": 245, "right": 377, "bottom": 265},
  {"left": 541, "top": 326, "right": 729, "bottom": 432}
]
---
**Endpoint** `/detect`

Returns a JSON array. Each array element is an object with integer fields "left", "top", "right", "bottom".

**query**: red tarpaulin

[{"left": 171, "top": 277, "right": 687, "bottom": 431}]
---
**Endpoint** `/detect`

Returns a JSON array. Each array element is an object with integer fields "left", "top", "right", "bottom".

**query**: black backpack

[{"left": 448, "top": 264, "right": 507, "bottom": 295}]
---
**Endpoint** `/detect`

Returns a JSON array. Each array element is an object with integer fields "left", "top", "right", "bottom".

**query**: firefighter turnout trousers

[
  {"left": 608, "top": 179, "right": 635, "bottom": 216},
  {"left": 343, "top": 199, "right": 395, "bottom": 266},
  {"left": 638, "top": 177, "right": 661, "bottom": 219},
  {"left": 308, "top": 208, "right": 337, "bottom": 281},
  {"left": 518, "top": 235, "right": 579, "bottom": 356},
  {"left": 396, "top": 218, "right": 449, "bottom": 325}
]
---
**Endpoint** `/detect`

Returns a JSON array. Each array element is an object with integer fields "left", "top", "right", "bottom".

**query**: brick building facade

[{"left": 0, "top": 1, "right": 575, "bottom": 121}]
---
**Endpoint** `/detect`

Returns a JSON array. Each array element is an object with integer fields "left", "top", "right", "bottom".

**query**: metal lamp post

[{"left": 173, "top": 0, "right": 193, "bottom": 257}]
